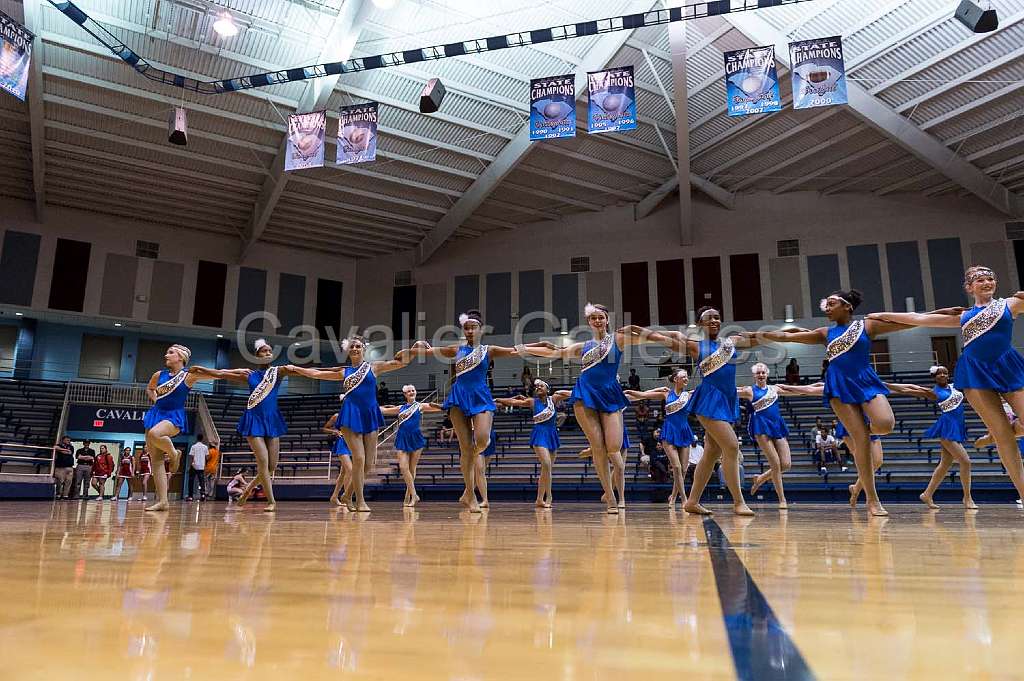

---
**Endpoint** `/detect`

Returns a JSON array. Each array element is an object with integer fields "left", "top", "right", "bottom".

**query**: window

[
  {"left": 570, "top": 256, "right": 590, "bottom": 273},
  {"left": 777, "top": 239, "right": 799, "bottom": 257},
  {"left": 136, "top": 240, "right": 160, "bottom": 259}
]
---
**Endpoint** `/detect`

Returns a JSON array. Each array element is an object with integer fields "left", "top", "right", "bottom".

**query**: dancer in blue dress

[
  {"left": 289, "top": 336, "right": 422, "bottom": 512},
  {"left": 626, "top": 368, "right": 695, "bottom": 507},
  {"left": 647, "top": 308, "right": 772, "bottom": 516},
  {"left": 496, "top": 380, "right": 571, "bottom": 508},
  {"left": 418, "top": 310, "right": 550, "bottom": 513},
  {"left": 867, "top": 265, "right": 1024, "bottom": 505},
  {"left": 754, "top": 290, "right": 911, "bottom": 517},
  {"left": 735, "top": 363, "right": 824, "bottom": 510},
  {"left": 522, "top": 303, "right": 662, "bottom": 514},
  {"left": 380, "top": 385, "right": 444, "bottom": 507},
  {"left": 192, "top": 339, "right": 298, "bottom": 512},
  {"left": 141, "top": 344, "right": 206, "bottom": 512},
  {"left": 888, "top": 366, "right": 977, "bottom": 510},
  {"left": 322, "top": 412, "right": 352, "bottom": 507}
]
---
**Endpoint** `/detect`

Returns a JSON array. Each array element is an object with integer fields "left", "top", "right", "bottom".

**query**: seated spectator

[
  {"left": 814, "top": 427, "right": 837, "bottom": 473},
  {"left": 226, "top": 472, "right": 247, "bottom": 501},
  {"left": 684, "top": 437, "right": 704, "bottom": 486},
  {"left": 437, "top": 413, "right": 455, "bottom": 445},
  {"left": 91, "top": 444, "right": 115, "bottom": 499},
  {"left": 377, "top": 381, "right": 389, "bottom": 405},
  {"left": 785, "top": 358, "right": 800, "bottom": 385},
  {"left": 628, "top": 368, "right": 641, "bottom": 390},
  {"left": 635, "top": 400, "right": 651, "bottom": 434},
  {"left": 520, "top": 367, "right": 533, "bottom": 394},
  {"left": 639, "top": 428, "right": 670, "bottom": 483}
]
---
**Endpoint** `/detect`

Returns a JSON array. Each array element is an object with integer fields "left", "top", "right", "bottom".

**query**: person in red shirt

[
  {"left": 136, "top": 447, "right": 152, "bottom": 501},
  {"left": 113, "top": 447, "right": 134, "bottom": 500},
  {"left": 90, "top": 445, "right": 115, "bottom": 499}
]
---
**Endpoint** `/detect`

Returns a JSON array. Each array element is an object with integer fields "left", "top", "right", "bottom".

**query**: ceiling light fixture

[
  {"left": 213, "top": 12, "right": 239, "bottom": 37},
  {"left": 114, "top": 322, "right": 122, "bottom": 327}
]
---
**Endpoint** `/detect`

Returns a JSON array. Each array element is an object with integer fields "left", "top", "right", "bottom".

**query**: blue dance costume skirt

[
  {"left": 748, "top": 411, "right": 789, "bottom": 439},
  {"left": 530, "top": 426, "right": 560, "bottom": 452},
  {"left": 143, "top": 407, "right": 187, "bottom": 432},
  {"left": 660, "top": 418, "right": 694, "bottom": 448},
  {"left": 237, "top": 410, "right": 287, "bottom": 438},
  {"left": 443, "top": 382, "right": 495, "bottom": 416},
  {"left": 822, "top": 366, "right": 889, "bottom": 406},
  {"left": 954, "top": 348, "right": 1024, "bottom": 393},
  {"left": 923, "top": 413, "right": 968, "bottom": 444},
  {"left": 569, "top": 378, "right": 629, "bottom": 413},
  {"left": 689, "top": 384, "right": 739, "bottom": 422},
  {"left": 333, "top": 436, "right": 351, "bottom": 457},
  {"left": 395, "top": 429, "right": 427, "bottom": 453},
  {"left": 338, "top": 399, "right": 385, "bottom": 434}
]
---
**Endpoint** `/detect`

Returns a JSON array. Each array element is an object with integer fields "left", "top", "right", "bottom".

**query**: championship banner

[
  {"left": 723, "top": 46, "right": 782, "bottom": 117},
  {"left": 587, "top": 65, "right": 636, "bottom": 135},
  {"left": 530, "top": 74, "right": 576, "bottom": 141},
  {"left": 0, "top": 10, "right": 33, "bottom": 102},
  {"left": 285, "top": 110, "right": 326, "bottom": 172},
  {"left": 789, "top": 36, "right": 848, "bottom": 110},
  {"left": 337, "top": 101, "right": 378, "bottom": 165}
]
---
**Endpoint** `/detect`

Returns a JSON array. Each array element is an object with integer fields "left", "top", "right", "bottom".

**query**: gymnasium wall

[{"left": 0, "top": 199, "right": 357, "bottom": 338}]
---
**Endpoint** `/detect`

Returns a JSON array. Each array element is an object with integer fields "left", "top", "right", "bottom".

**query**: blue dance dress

[
  {"left": 143, "top": 369, "right": 190, "bottom": 432},
  {"left": 333, "top": 428, "right": 351, "bottom": 457},
  {"left": 747, "top": 385, "right": 789, "bottom": 439},
  {"left": 834, "top": 417, "right": 880, "bottom": 442},
  {"left": 394, "top": 402, "right": 427, "bottom": 453},
  {"left": 443, "top": 345, "right": 496, "bottom": 416},
  {"left": 570, "top": 335, "right": 629, "bottom": 413},
  {"left": 923, "top": 385, "right": 967, "bottom": 443},
  {"left": 955, "top": 299, "right": 1024, "bottom": 392},
  {"left": 822, "top": 319, "right": 889, "bottom": 406},
  {"left": 529, "top": 397, "right": 560, "bottom": 452},
  {"left": 660, "top": 389, "right": 695, "bottom": 447},
  {"left": 237, "top": 367, "right": 288, "bottom": 438},
  {"left": 690, "top": 338, "right": 740, "bottom": 422},
  {"left": 337, "top": 363, "right": 385, "bottom": 433}
]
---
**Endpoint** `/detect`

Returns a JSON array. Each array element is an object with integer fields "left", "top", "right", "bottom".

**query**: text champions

[
  {"left": 590, "top": 71, "right": 634, "bottom": 89},
  {"left": 1, "top": 13, "right": 32, "bottom": 52},
  {"left": 531, "top": 77, "right": 574, "bottom": 100},
  {"left": 725, "top": 48, "right": 774, "bottom": 75},
  {"left": 341, "top": 106, "right": 378, "bottom": 124},
  {"left": 792, "top": 42, "right": 842, "bottom": 62}
]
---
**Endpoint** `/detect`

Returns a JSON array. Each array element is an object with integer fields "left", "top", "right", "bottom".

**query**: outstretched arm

[
  {"left": 514, "top": 341, "right": 584, "bottom": 360},
  {"left": 495, "top": 396, "right": 533, "bottom": 408},
  {"left": 885, "top": 382, "right": 934, "bottom": 399},
  {"left": 379, "top": 406, "right": 402, "bottom": 416},
  {"left": 422, "top": 402, "right": 445, "bottom": 413},
  {"left": 736, "top": 386, "right": 754, "bottom": 401},
  {"left": 624, "top": 387, "right": 669, "bottom": 401},
  {"left": 189, "top": 366, "right": 251, "bottom": 384},
  {"left": 864, "top": 311, "right": 959, "bottom": 328},
  {"left": 748, "top": 328, "right": 828, "bottom": 345},
  {"left": 287, "top": 365, "right": 345, "bottom": 381},
  {"left": 773, "top": 383, "right": 824, "bottom": 397}
]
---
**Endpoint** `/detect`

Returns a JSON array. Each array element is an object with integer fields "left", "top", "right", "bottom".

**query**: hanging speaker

[
  {"left": 419, "top": 78, "right": 446, "bottom": 114},
  {"left": 954, "top": 1, "right": 998, "bottom": 32},
  {"left": 168, "top": 107, "right": 188, "bottom": 145}
]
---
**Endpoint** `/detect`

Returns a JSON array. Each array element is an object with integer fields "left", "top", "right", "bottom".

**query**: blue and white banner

[
  {"left": 285, "top": 110, "right": 326, "bottom": 172},
  {"left": 723, "top": 45, "right": 782, "bottom": 117},
  {"left": 530, "top": 74, "right": 576, "bottom": 141},
  {"left": 789, "top": 36, "right": 848, "bottom": 110},
  {"left": 337, "top": 102, "right": 378, "bottom": 165},
  {"left": 587, "top": 65, "right": 636, "bottom": 135},
  {"left": 0, "top": 10, "right": 33, "bottom": 102}
]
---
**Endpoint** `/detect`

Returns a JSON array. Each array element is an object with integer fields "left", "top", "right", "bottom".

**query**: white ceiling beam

[
  {"left": 516, "top": 165, "right": 645, "bottom": 202},
  {"left": 915, "top": 81, "right": 1024, "bottom": 132},
  {"left": 242, "top": 0, "right": 371, "bottom": 262},
  {"left": 724, "top": 12, "right": 1024, "bottom": 218},
  {"left": 706, "top": 108, "right": 841, "bottom": 178},
  {"left": 24, "top": 0, "right": 46, "bottom": 221},
  {"left": 892, "top": 45, "right": 1024, "bottom": 116},
  {"left": 497, "top": 181, "right": 602, "bottom": 211},
  {"left": 772, "top": 140, "right": 890, "bottom": 193},
  {"left": 415, "top": 1, "right": 658, "bottom": 264},
  {"left": 875, "top": 168, "right": 938, "bottom": 196},
  {"left": 821, "top": 156, "right": 918, "bottom": 194},
  {"left": 287, "top": 174, "right": 448, "bottom": 216}
]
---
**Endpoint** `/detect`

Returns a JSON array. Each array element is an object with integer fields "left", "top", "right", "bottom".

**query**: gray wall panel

[
  {"left": 769, "top": 256, "right": 803, "bottom": 319},
  {"left": 421, "top": 281, "right": 447, "bottom": 337},
  {"left": 147, "top": 261, "right": 184, "bottom": 323},
  {"left": 552, "top": 273, "right": 579, "bottom": 331},
  {"left": 236, "top": 266, "right": 268, "bottom": 330},
  {"left": 453, "top": 274, "right": 480, "bottom": 317},
  {"left": 807, "top": 254, "right": 841, "bottom": 318},
  {"left": 886, "top": 241, "right": 925, "bottom": 312},
  {"left": 0, "top": 231, "right": 40, "bottom": 306},
  {"left": 970, "top": 241, "right": 1010, "bottom": 292},
  {"left": 485, "top": 272, "right": 512, "bottom": 335},
  {"left": 585, "top": 270, "right": 614, "bottom": 313},
  {"left": 79, "top": 333, "right": 123, "bottom": 381},
  {"left": 518, "top": 270, "right": 545, "bottom": 334},
  {"left": 99, "top": 253, "right": 138, "bottom": 318},
  {"left": 277, "top": 273, "right": 306, "bottom": 331},
  {"left": 927, "top": 238, "right": 965, "bottom": 308},
  {"left": 846, "top": 244, "right": 884, "bottom": 313}
]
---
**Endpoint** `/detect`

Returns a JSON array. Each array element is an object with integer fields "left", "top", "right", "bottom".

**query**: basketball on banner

[
  {"left": 530, "top": 74, "right": 576, "bottom": 141},
  {"left": 0, "top": 10, "right": 33, "bottom": 101},
  {"left": 285, "top": 110, "right": 326, "bottom": 171},
  {"left": 723, "top": 45, "right": 782, "bottom": 117},
  {"left": 789, "top": 35, "right": 848, "bottom": 110},
  {"left": 587, "top": 66, "right": 637, "bottom": 135},
  {"left": 337, "top": 102, "right": 378, "bottom": 165}
]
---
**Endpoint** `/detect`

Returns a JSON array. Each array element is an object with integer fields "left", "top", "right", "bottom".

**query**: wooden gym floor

[{"left": 1, "top": 500, "right": 1022, "bottom": 680}]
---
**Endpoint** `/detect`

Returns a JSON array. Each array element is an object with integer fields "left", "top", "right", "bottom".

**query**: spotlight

[
  {"left": 216, "top": 334, "right": 224, "bottom": 338},
  {"left": 419, "top": 78, "right": 446, "bottom": 114},
  {"left": 954, "top": 1, "right": 998, "bottom": 32},
  {"left": 114, "top": 322, "right": 122, "bottom": 327},
  {"left": 213, "top": 12, "right": 239, "bottom": 37},
  {"left": 15, "top": 312, "right": 23, "bottom": 316}
]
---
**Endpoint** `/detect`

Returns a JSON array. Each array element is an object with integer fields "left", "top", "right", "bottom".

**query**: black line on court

[{"left": 703, "top": 518, "right": 817, "bottom": 681}]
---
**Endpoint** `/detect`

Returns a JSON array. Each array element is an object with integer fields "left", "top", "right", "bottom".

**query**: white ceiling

[{"left": 1, "top": 0, "right": 1022, "bottom": 260}]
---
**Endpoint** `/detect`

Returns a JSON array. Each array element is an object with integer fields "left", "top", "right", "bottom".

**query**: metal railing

[
  {"left": 218, "top": 450, "right": 335, "bottom": 481},
  {"left": 65, "top": 382, "right": 200, "bottom": 408},
  {"left": 0, "top": 443, "right": 56, "bottom": 476}
]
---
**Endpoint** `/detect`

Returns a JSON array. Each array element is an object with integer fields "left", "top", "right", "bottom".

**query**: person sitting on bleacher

[
  {"left": 437, "top": 412, "right": 455, "bottom": 445},
  {"left": 813, "top": 427, "right": 838, "bottom": 473}
]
